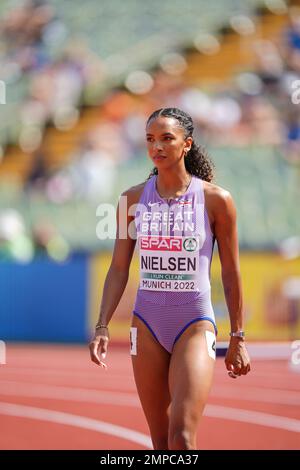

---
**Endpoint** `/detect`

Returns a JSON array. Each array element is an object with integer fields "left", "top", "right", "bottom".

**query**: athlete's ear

[{"left": 184, "top": 137, "right": 193, "bottom": 154}]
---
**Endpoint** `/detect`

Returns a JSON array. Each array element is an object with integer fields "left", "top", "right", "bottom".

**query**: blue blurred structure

[{"left": 0, "top": 253, "right": 88, "bottom": 342}]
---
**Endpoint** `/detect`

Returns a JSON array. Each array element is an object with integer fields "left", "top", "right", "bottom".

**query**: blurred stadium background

[{"left": 1, "top": 0, "right": 299, "bottom": 345}]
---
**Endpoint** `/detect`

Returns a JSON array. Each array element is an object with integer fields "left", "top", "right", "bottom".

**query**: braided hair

[{"left": 146, "top": 107, "right": 214, "bottom": 182}]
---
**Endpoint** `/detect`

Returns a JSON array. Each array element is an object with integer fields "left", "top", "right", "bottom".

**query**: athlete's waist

[{"left": 135, "top": 285, "right": 212, "bottom": 306}]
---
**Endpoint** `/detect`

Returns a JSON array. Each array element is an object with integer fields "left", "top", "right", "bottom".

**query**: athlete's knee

[{"left": 168, "top": 428, "right": 196, "bottom": 450}]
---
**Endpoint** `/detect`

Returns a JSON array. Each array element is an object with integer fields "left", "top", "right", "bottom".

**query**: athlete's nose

[{"left": 153, "top": 141, "right": 163, "bottom": 151}]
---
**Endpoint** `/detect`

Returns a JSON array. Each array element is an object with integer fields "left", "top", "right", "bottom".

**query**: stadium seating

[{"left": 0, "top": 0, "right": 299, "bottom": 254}]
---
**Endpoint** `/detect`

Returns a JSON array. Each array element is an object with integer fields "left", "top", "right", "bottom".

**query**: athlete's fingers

[
  {"left": 227, "top": 363, "right": 241, "bottom": 379},
  {"left": 99, "top": 336, "right": 109, "bottom": 359},
  {"left": 234, "top": 364, "right": 243, "bottom": 376},
  {"left": 239, "top": 357, "right": 251, "bottom": 375},
  {"left": 89, "top": 339, "right": 108, "bottom": 369},
  {"left": 225, "top": 360, "right": 240, "bottom": 373},
  {"left": 240, "top": 361, "right": 250, "bottom": 375},
  {"left": 89, "top": 340, "right": 101, "bottom": 365},
  {"left": 97, "top": 336, "right": 109, "bottom": 369},
  {"left": 227, "top": 364, "right": 237, "bottom": 378},
  {"left": 99, "top": 360, "right": 107, "bottom": 370},
  {"left": 228, "top": 371, "right": 238, "bottom": 379}
]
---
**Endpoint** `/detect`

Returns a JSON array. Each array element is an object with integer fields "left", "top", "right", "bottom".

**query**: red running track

[{"left": 0, "top": 344, "right": 299, "bottom": 450}]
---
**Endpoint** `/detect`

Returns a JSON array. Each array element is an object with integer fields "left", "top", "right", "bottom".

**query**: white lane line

[
  {"left": 212, "top": 372, "right": 300, "bottom": 390},
  {"left": 0, "top": 381, "right": 139, "bottom": 407},
  {"left": 0, "top": 402, "right": 152, "bottom": 449},
  {"left": 4, "top": 366, "right": 297, "bottom": 386},
  {"left": 211, "top": 385, "right": 300, "bottom": 406},
  {"left": 0, "top": 369, "right": 136, "bottom": 390},
  {"left": 205, "top": 405, "right": 300, "bottom": 433},
  {"left": 1, "top": 367, "right": 132, "bottom": 379},
  {"left": 1, "top": 380, "right": 300, "bottom": 408},
  {"left": 0, "top": 381, "right": 300, "bottom": 433},
  {"left": 213, "top": 369, "right": 297, "bottom": 380}
]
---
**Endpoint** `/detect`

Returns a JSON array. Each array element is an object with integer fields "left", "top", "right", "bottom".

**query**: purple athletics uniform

[{"left": 132, "top": 174, "right": 217, "bottom": 353}]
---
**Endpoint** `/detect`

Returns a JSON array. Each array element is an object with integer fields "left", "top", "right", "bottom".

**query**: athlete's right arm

[{"left": 89, "top": 185, "right": 143, "bottom": 368}]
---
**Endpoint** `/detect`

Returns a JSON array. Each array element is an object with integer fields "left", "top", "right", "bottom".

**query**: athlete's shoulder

[
  {"left": 120, "top": 179, "right": 149, "bottom": 205},
  {"left": 202, "top": 180, "right": 233, "bottom": 202},
  {"left": 202, "top": 180, "right": 236, "bottom": 214}
]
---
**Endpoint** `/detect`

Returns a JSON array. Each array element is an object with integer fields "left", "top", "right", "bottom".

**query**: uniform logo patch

[
  {"left": 177, "top": 199, "right": 192, "bottom": 207},
  {"left": 140, "top": 236, "right": 182, "bottom": 251},
  {"left": 183, "top": 237, "right": 198, "bottom": 252},
  {"left": 148, "top": 202, "right": 161, "bottom": 207}
]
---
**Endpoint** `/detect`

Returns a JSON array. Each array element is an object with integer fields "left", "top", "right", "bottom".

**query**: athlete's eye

[{"left": 146, "top": 137, "right": 154, "bottom": 142}]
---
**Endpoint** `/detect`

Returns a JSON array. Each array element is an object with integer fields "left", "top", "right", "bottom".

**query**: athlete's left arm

[{"left": 212, "top": 189, "right": 251, "bottom": 378}]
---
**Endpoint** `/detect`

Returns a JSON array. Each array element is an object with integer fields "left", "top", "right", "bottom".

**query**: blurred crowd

[
  {"left": 0, "top": 0, "right": 105, "bottom": 148},
  {"left": 0, "top": 208, "right": 70, "bottom": 262},
  {"left": 77, "top": 7, "right": 300, "bottom": 161},
  {"left": 23, "top": 4, "right": 300, "bottom": 206},
  {"left": 1, "top": 1, "right": 300, "bottom": 259}
]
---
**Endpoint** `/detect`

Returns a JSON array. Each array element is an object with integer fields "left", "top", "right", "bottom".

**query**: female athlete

[{"left": 89, "top": 107, "right": 251, "bottom": 450}]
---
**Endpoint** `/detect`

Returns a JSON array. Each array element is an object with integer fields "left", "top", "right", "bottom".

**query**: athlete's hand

[
  {"left": 89, "top": 330, "right": 110, "bottom": 370},
  {"left": 225, "top": 338, "right": 250, "bottom": 379}
]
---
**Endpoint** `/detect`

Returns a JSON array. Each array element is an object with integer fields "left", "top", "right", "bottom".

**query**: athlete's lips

[{"left": 153, "top": 154, "right": 166, "bottom": 160}]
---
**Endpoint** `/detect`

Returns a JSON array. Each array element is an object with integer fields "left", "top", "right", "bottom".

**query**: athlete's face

[{"left": 146, "top": 116, "right": 192, "bottom": 168}]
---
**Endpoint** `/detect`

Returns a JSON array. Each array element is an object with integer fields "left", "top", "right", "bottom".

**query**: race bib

[{"left": 138, "top": 235, "right": 202, "bottom": 292}]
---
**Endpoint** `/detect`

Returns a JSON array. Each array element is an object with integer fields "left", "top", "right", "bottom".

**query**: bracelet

[
  {"left": 95, "top": 323, "right": 108, "bottom": 330},
  {"left": 229, "top": 331, "right": 245, "bottom": 338}
]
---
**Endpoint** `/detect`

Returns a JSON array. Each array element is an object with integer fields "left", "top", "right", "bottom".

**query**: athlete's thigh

[
  {"left": 168, "top": 320, "right": 216, "bottom": 432},
  {"left": 130, "top": 315, "right": 171, "bottom": 439}
]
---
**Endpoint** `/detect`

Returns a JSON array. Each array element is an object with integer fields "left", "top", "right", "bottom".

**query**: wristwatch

[{"left": 229, "top": 331, "right": 245, "bottom": 338}]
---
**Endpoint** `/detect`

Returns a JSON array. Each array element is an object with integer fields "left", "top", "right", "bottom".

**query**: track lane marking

[{"left": 0, "top": 402, "right": 152, "bottom": 448}]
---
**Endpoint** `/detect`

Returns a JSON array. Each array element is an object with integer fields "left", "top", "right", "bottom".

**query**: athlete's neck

[{"left": 156, "top": 171, "right": 192, "bottom": 199}]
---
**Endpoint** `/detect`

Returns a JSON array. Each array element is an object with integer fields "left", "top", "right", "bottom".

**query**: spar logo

[
  {"left": 140, "top": 236, "right": 182, "bottom": 251},
  {"left": 183, "top": 237, "right": 198, "bottom": 252}
]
